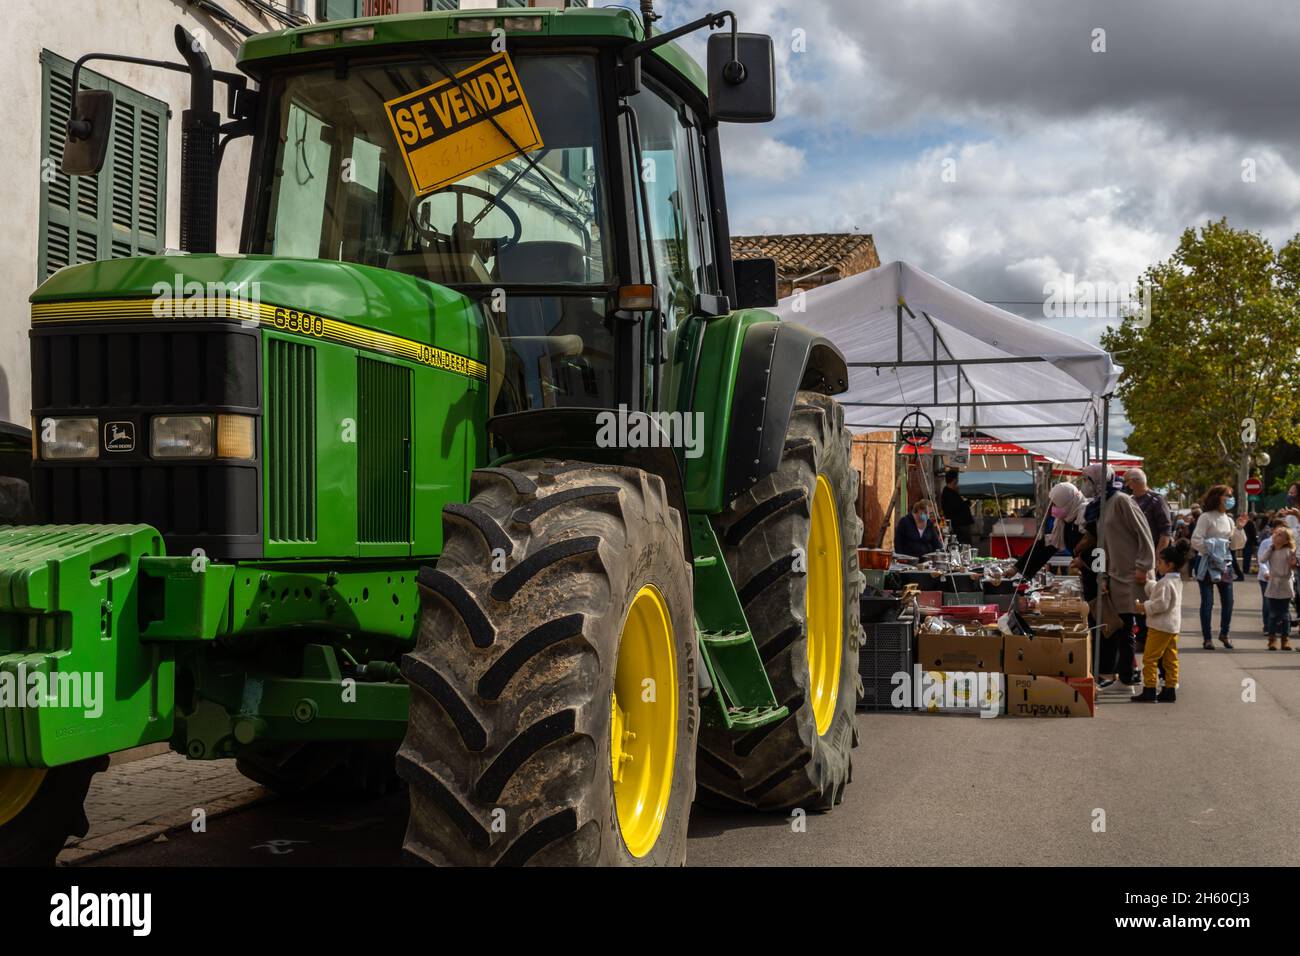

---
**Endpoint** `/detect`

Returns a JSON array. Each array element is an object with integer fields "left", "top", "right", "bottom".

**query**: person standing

[
  {"left": 1016, "top": 481, "right": 1086, "bottom": 579},
  {"left": 1125, "top": 469, "right": 1172, "bottom": 551},
  {"left": 1132, "top": 539, "right": 1191, "bottom": 703},
  {"left": 1080, "top": 463, "right": 1154, "bottom": 687},
  {"left": 1258, "top": 525, "right": 1297, "bottom": 651},
  {"left": 1190, "top": 484, "right": 1248, "bottom": 650},
  {"left": 1240, "top": 512, "right": 1258, "bottom": 577},
  {"left": 1258, "top": 518, "right": 1284, "bottom": 635},
  {"left": 940, "top": 470, "right": 975, "bottom": 546},
  {"left": 895, "top": 498, "right": 943, "bottom": 559},
  {"left": 1124, "top": 467, "right": 1171, "bottom": 652}
]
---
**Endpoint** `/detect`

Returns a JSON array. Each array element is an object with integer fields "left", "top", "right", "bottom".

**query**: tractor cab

[{"left": 234, "top": 5, "right": 778, "bottom": 421}]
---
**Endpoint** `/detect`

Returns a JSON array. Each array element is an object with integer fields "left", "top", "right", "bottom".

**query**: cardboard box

[
  {"left": 1028, "top": 621, "right": 1089, "bottom": 638},
  {"left": 1004, "top": 633, "right": 1092, "bottom": 679},
  {"left": 1029, "top": 594, "right": 1089, "bottom": 622},
  {"left": 919, "top": 670, "right": 1006, "bottom": 716},
  {"left": 1005, "top": 674, "right": 1096, "bottom": 717},
  {"left": 916, "top": 632, "right": 1003, "bottom": 672}
]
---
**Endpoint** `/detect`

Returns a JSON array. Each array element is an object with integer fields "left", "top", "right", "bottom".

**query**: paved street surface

[
  {"left": 58, "top": 749, "right": 268, "bottom": 865},
  {"left": 71, "top": 580, "right": 1300, "bottom": 867}
]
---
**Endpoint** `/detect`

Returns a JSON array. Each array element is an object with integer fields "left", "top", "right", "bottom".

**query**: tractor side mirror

[
  {"left": 707, "top": 33, "right": 776, "bottom": 123},
  {"left": 62, "top": 89, "right": 115, "bottom": 176},
  {"left": 733, "top": 257, "right": 778, "bottom": 309}
]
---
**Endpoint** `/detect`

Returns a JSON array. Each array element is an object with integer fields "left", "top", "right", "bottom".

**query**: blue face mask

[
  {"left": 917, "top": 513, "right": 929, "bottom": 524},
  {"left": 1224, "top": 497, "right": 1236, "bottom": 510}
]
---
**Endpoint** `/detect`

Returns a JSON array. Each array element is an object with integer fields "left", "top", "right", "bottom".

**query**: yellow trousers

[{"left": 1143, "top": 627, "right": 1179, "bottom": 689}]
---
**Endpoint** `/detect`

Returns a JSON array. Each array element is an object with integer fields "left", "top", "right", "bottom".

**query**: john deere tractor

[{"left": 0, "top": 0, "right": 862, "bottom": 867}]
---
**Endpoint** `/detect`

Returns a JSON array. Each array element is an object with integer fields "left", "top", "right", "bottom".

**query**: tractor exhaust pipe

[
  {"left": 174, "top": 26, "right": 219, "bottom": 254},
  {"left": 641, "top": 0, "right": 659, "bottom": 37}
]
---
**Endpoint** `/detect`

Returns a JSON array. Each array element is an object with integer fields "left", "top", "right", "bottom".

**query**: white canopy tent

[{"left": 775, "top": 260, "right": 1122, "bottom": 467}]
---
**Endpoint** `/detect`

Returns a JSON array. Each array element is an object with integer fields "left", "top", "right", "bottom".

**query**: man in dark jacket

[
  {"left": 895, "top": 498, "right": 944, "bottom": 559},
  {"left": 940, "top": 471, "right": 975, "bottom": 545}
]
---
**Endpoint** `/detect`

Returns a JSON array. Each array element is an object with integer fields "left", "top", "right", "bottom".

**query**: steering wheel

[
  {"left": 899, "top": 409, "right": 934, "bottom": 450},
  {"left": 408, "top": 183, "right": 524, "bottom": 256}
]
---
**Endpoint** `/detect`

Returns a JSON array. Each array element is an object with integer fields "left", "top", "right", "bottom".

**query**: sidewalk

[{"left": 58, "top": 750, "right": 267, "bottom": 865}]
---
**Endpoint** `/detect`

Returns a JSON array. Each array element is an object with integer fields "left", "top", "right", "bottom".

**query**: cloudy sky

[{"left": 647, "top": 0, "right": 1300, "bottom": 446}]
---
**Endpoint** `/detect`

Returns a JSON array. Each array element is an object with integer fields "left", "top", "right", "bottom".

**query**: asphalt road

[{"left": 83, "top": 581, "right": 1300, "bottom": 867}]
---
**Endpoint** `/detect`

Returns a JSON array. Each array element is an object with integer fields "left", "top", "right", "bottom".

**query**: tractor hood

[{"left": 31, "top": 253, "right": 487, "bottom": 363}]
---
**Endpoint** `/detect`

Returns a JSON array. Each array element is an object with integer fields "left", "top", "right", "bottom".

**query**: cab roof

[{"left": 237, "top": 5, "right": 707, "bottom": 95}]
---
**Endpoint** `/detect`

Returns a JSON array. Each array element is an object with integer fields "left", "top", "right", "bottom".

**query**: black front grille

[
  {"left": 31, "top": 320, "right": 263, "bottom": 560},
  {"left": 32, "top": 323, "right": 259, "bottom": 409},
  {"left": 37, "top": 465, "right": 259, "bottom": 536}
]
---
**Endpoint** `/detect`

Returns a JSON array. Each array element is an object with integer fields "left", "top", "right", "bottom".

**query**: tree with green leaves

[{"left": 1101, "top": 219, "right": 1300, "bottom": 508}]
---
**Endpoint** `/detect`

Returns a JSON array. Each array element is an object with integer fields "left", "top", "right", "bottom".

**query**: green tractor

[{"left": 0, "top": 1, "right": 863, "bottom": 867}]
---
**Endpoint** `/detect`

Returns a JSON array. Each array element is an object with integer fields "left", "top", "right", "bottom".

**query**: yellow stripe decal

[{"left": 31, "top": 298, "right": 486, "bottom": 381}]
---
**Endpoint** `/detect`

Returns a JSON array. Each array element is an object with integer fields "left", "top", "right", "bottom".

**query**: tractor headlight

[
  {"left": 151, "top": 415, "right": 213, "bottom": 459},
  {"left": 38, "top": 417, "right": 98, "bottom": 460}
]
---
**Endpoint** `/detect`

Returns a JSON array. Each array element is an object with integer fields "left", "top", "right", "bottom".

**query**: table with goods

[{"left": 857, "top": 547, "right": 1096, "bottom": 718}]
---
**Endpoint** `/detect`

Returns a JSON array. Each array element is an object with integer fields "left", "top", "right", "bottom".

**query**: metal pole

[
  {"left": 932, "top": 328, "right": 939, "bottom": 404},
  {"left": 896, "top": 304, "right": 903, "bottom": 364},
  {"left": 1094, "top": 394, "right": 1111, "bottom": 681}
]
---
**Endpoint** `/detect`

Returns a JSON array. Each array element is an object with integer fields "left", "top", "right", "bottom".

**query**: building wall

[{"left": 0, "top": 1, "right": 314, "bottom": 424}]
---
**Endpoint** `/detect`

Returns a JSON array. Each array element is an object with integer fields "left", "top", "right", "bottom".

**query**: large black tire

[
  {"left": 398, "top": 460, "right": 697, "bottom": 866},
  {"left": 0, "top": 757, "right": 105, "bottom": 865},
  {"left": 235, "top": 741, "right": 401, "bottom": 800},
  {"left": 697, "top": 391, "right": 863, "bottom": 811}
]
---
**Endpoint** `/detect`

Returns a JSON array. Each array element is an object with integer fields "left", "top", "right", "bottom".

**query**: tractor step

[
  {"left": 697, "top": 630, "right": 788, "bottom": 730},
  {"left": 722, "top": 702, "right": 789, "bottom": 730},
  {"left": 687, "top": 515, "right": 786, "bottom": 731}
]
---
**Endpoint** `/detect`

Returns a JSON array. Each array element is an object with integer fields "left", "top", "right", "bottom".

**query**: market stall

[
  {"left": 777, "top": 260, "right": 1124, "bottom": 716},
  {"left": 776, "top": 260, "right": 1121, "bottom": 467}
]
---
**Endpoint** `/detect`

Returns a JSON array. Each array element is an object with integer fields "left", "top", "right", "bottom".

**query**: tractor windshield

[{"left": 253, "top": 53, "right": 611, "bottom": 288}]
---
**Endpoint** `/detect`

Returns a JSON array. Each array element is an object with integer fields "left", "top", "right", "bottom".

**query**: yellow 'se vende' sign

[{"left": 384, "top": 52, "right": 543, "bottom": 196}]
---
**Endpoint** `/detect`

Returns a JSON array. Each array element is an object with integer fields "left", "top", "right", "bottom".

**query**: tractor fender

[{"left": 722, "top": 320, "right": 848, "bottom": 503}]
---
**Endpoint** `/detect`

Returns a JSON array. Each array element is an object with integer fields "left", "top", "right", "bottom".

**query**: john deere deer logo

[{"left": 104, "top": 421, "right": 135, "bottom": 453}]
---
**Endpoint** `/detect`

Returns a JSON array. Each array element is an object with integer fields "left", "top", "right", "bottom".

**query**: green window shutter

[
  {"left": 317, "top": 0, "right": 362, "bottom": 20},
  {"left": 38, "top": 51, "right": 168, "bottom": 281}
]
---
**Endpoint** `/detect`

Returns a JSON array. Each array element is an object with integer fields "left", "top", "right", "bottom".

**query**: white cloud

[{"left": 718, "top": 128, "right": 807, "bottom": 181}]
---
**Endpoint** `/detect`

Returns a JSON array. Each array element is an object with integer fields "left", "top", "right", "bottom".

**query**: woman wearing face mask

[
  {"left": 1016, "top": 482, "right": 1086, "bottom": 579},
  {"left": 895, "top": 498, "right": 943, "bottom": 559},
  {"left": 1190, "top": 484, "right": 1249, "bottom": 649},
  {"left": 1075, "top": 463, "right": 1154, "bottom": 688}
]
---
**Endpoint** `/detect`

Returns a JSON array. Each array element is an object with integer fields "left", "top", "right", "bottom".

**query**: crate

[
  {"left": 916, "top": 590, "right": 943, "bottom": 608},
  {"left": 859, "top": 594, "right": 902, "bottom": 623},
  {"left": 941, "top": 591, "right": 986, "bottom": 606},
  {"left": 861, "top": 569, "right": 888, "bottom": 591},
  {"left": 858, "top": 616, "right": 915, "bottom": 711}
]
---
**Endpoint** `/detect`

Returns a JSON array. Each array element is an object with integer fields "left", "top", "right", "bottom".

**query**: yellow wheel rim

[
  {"left": 0, "top": 768, "right": 46, "bottom": 827},
  {"left": 807, "top": 474, "right": 844, "bottom": 736},
  {"left": 611, "top": 584, "right": 677, "bottom": 859}
]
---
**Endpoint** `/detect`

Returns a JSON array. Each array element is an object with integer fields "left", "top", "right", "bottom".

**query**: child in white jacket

[{"left": 1133, "top": 539, "right": 1192, "bottom": 702}]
